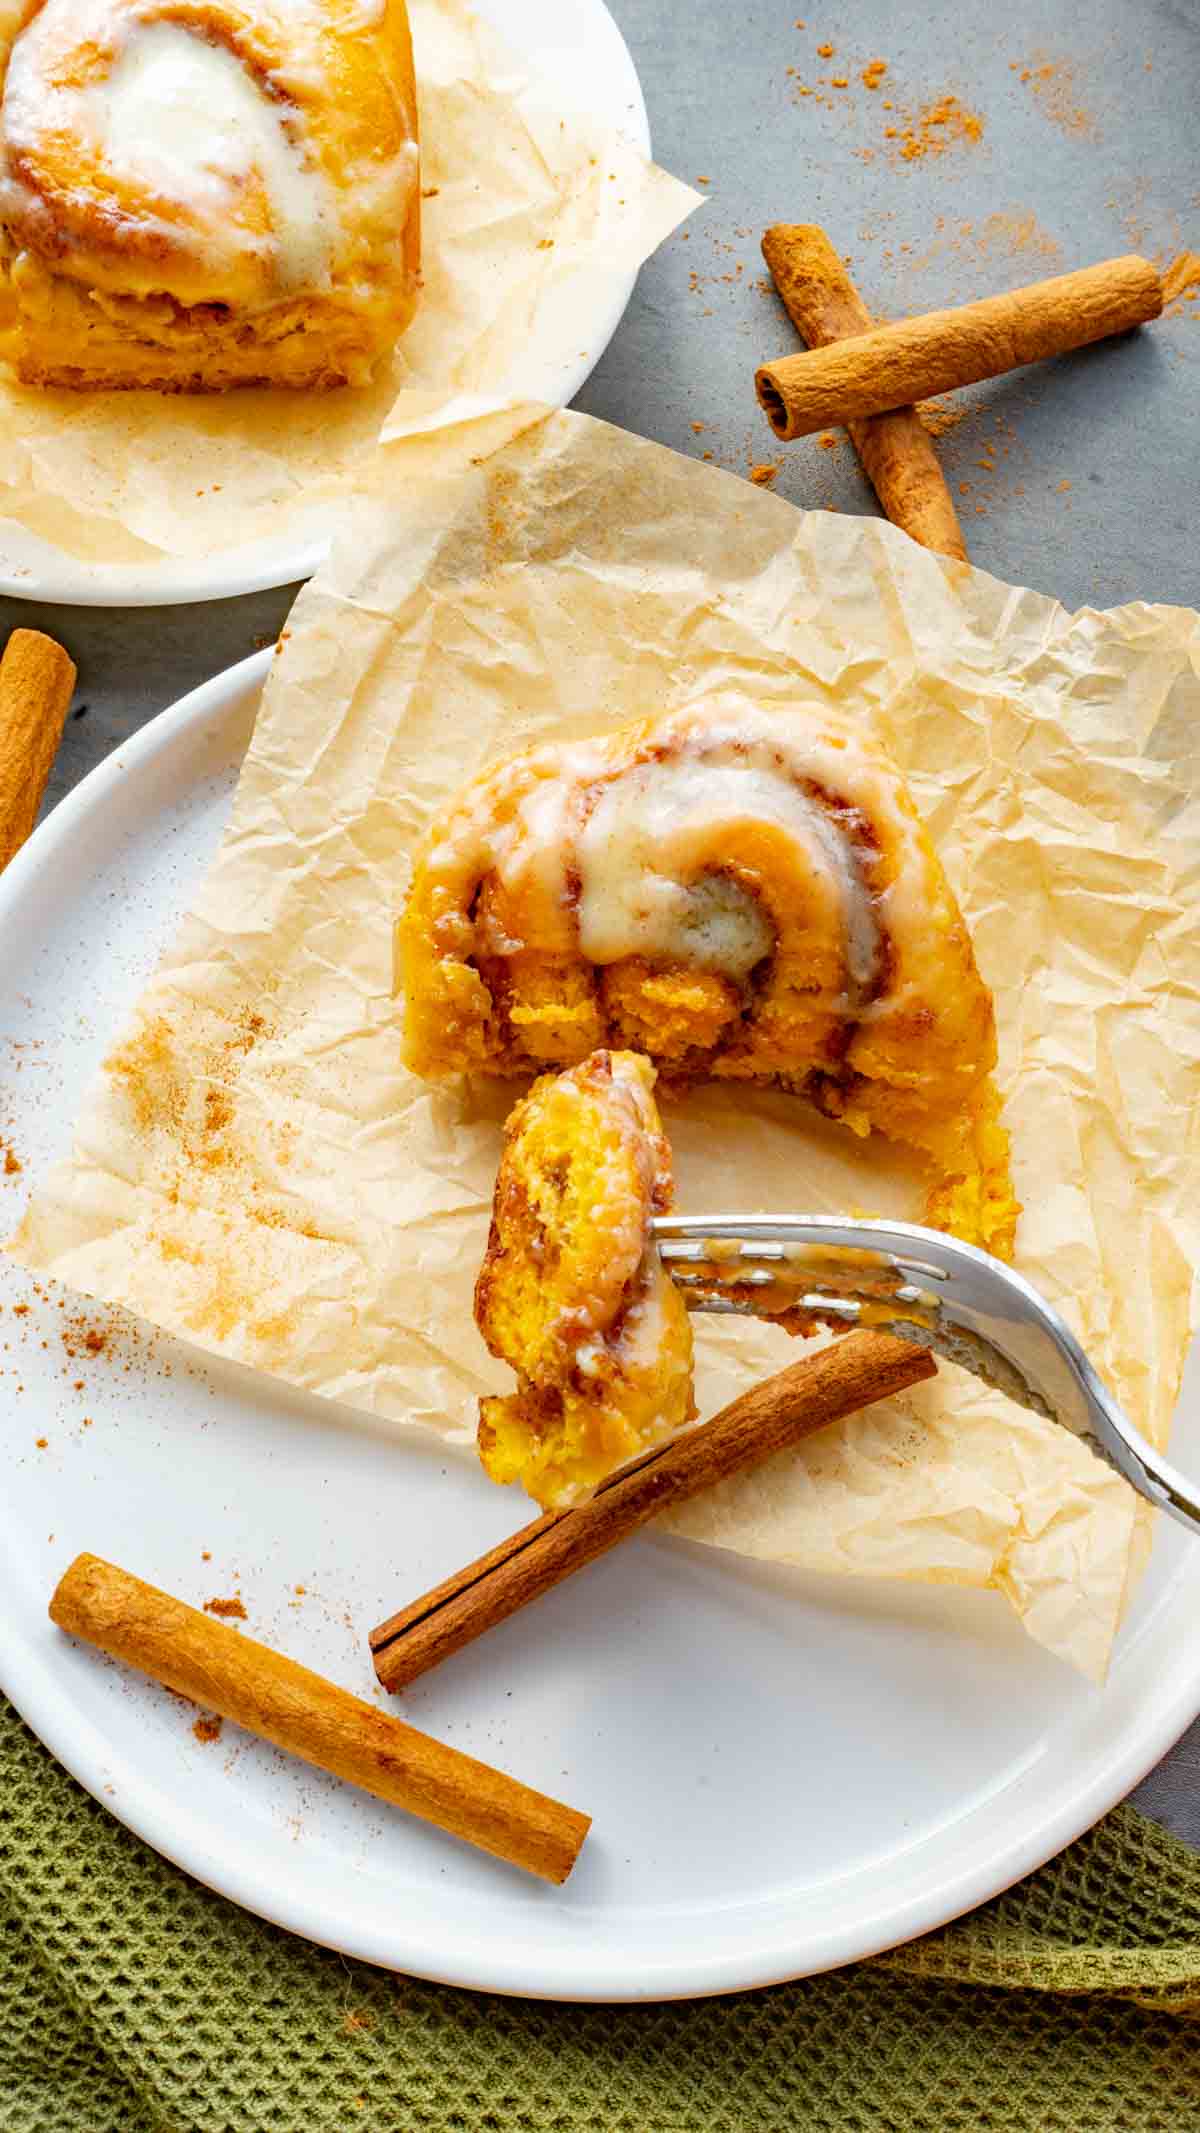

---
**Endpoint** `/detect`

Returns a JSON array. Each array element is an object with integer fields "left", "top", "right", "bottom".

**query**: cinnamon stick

[
  {"left": 370, "top": 1331, "right": 936, "bottom": 1693},
  {"left": 50, "top": 1553, "right": 589, "bottom": 1884},
  {"left": 762, "top": 225, "right": 967, "bottom": 561},
  {"left": 756, "top": 253, "right": 1163, "bottom": 441},
  {"left": 0, "top": 628, "right": 77, "bottom": 871}
]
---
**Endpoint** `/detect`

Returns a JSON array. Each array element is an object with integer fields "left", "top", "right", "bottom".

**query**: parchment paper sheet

[
  {"left": 14, "top": 405, "right": 1200, "bottom": 1679},
  {"left": 0, "top": 1, "right": 696, "bottom": 583}
]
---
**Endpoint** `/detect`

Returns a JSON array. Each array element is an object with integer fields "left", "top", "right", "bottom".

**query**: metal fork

[{"left": 652, "top": 1215, "right": 1200, "bottom": 1538}]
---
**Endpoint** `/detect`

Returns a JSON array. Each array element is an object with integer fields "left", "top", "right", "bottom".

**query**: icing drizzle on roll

[
  {"left": 575, "top": 736, "right": 882, "bottom": 997},
  {"left": 457, "top": 702, "right": 897, "bottom": 1014},
  {"left": 0, "top": 3, "right": 337, "bottom": 293},
  {"left": 0, "top": 0, "right": 418, "bottom": 319},
  {"left": 72, "top": 22, "right": 335, "bottom": 289}
]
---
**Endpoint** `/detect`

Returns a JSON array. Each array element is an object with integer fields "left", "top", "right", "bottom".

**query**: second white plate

[{"left": 0, "top": 0, "right": 651, "bottom": 607}]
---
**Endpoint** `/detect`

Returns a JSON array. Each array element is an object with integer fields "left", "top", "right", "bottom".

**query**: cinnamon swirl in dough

[
  {"left": 0, "top": 0, "right": 420, "bottom": 390},
  {"left": 475, "top": 1049, "right": 695, "bottom": 1509},
  {"left": 403, "top": 700, "right": 1019, "bottom": 1257}
]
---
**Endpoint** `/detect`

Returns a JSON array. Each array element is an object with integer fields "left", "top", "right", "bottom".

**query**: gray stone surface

[
  {"left": 1, "top": 0, "right": 1195, "bottom": 1842},
  {"left": 577, "top": 0, "right": 1199, "bottom": 615}
]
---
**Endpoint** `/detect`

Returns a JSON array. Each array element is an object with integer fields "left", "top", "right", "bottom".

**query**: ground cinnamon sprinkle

[
  {"left": 895, "top": 95, "right": 984, "bottom": 162},
  {"left": 61, "top": 1319, "right": 108, "bottom": 1360},
  {"left": 108, "top": 1006, "right": 268, "bottom": 1151},
  {"left": 903, "top": 212, "right": 1062, "bottom": 287},
  {"left": 100, "top": 1000, "right": 331, "bottom": 1348},
  {"left": 919, "top": 400, "right": 968, "bottom": 437},
  {"left": 192, "top": 1715, "right": 223, "bottom": 1744},
  {"left": 1010, "top": 55, "right": 1095, "bottom": 139},
  {"left": 204, "top": 1595, "right": 247, "bottom": 1620}
]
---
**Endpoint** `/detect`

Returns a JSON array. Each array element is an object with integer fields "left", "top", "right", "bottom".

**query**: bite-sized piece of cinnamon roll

[
  {"left": 403, "top": 699, "right": 1019, "bottom": 1258},
  {"left": 474, "top": 1049, "right": 696, "bottom": 1509},
  {"left": 0, "top": 0, "right": 420, "bottom": 390}
]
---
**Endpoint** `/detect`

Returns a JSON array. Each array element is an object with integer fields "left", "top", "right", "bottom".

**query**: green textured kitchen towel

[{"left": 2, "top": 1696, "right": 1198, "bottom": 2133}]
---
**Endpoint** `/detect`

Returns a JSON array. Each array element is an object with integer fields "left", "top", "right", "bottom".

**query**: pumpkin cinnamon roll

[
  {"left": 404, "top": 700, "right": 1018, "bottom": 1258},
  {"left": 0, "top": 0, "right": 420, "bottom": 390},
  {"left": 474, "top": 1049, "right": 695, "bottom": 1509}
]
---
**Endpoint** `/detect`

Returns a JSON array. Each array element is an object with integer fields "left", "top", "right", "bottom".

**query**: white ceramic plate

[
  {"left": 0, "top": 0, "right": 651, "bottom": 609},
  {"left": 2, "top": 652, "right": 1200, "bottom": 2000}
]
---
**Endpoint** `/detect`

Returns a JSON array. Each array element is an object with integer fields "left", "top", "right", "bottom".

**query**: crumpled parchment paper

[
  {"left": 13, "top": 403, "right": 1200, "bottom": 1680},
  {"left": 0, "top": 0, "right": 696, "bottom": 585}
]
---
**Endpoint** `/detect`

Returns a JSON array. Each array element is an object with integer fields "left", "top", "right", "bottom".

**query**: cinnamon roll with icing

[
  {"left": 474, "top": 1049, "right": 695, "bottom": 1509},
  {"left": 403, "top": 701, "right": 1019, "bottom": 1257},
  {"left": 0, "top": 0, "right": 420, "bottom": 389}
]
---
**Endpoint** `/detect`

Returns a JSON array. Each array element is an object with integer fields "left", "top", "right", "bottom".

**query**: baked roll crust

[
  {"left": 404, "top": 699, "right": 1019, "bottom": 1256},
  {"left": 0, "top": 0, "right": 420, "bottom": 389},
  {"left": 475, "top": 1050, "right": 695, "bottom": 1509}
]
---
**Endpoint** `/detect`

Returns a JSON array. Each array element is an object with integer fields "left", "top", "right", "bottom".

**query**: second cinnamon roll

[{"left": 0, "top": 0, "right": 420, "bottom": 390}]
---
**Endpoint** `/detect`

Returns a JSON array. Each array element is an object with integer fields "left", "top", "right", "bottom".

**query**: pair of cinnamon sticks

[
  {"left": 52, "top": 1330, "right": 934, "bottom": 1884},
  {"left": 756, "top": 234, "right": 1163, "bottom": 562}
]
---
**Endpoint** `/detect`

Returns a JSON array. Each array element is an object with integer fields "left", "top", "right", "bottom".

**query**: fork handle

[
  {"left": 1087, "top": 1387, "right": 1200, "bottom": 1539},
  {"left": 848, "top": 1318, "right": 1200, "bottom": 1539}
]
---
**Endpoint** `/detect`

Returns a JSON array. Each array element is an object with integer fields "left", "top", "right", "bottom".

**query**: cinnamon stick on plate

[
  {"left": 50, "top": 1554, "right": 589, "bottom": 1884},
  {"left": 756, "top": 253, "right": 1163, "bottom": 441},
  {"left": 761, "top": 225, "right": 967, "bottom": 561},
  {"left": 0, "top": 628, "right": 76, "bottom": 871},
  {"left": 371, "top": 1331, "right": 936, "bottom": 1694}
]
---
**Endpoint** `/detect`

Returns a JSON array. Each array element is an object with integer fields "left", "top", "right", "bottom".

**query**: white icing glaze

[
  {"left": 432, "top": 702, "right": 944, "bottom": 1022},
  {"left": 611, "top": 1263, "right": 676, "bottom": 1372},
  {"left": 0, "top": 0, "right": 416, "bottom": 299},
  {"left": 77, "top": 22, "right": 335, "bottom": 289},
  {"left": 576, "top": 750, "right": 878, "bottom": 987},
  {"left": 508, "top": 771, "right": 579, "bottom": 917}
]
